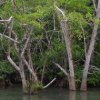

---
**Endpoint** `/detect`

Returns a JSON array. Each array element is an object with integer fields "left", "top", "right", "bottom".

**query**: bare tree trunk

[
  {"left": 80, "top": 0, "right": 100, "bottom": 91},
  {"left": 19, "top": 60, "right": 27, "bottom": 94},
  {"left": 61, "top": 20, "right": 76, "bottom": 90}
]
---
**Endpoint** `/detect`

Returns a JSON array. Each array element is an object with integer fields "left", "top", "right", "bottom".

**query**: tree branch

[
  {"left": 90, "top": 65, "right": 100, "bottom": 71},
  {"left": 23, "top": 57, "right": 33, "bottom": 74},
  {"left": 43, "top": 78, "right": 56, "bottom": 89},
  {"left": 21, "top": 36, "right": 30, "bottom": 58},
  {"left": 11, "top": 31, "right": 19, "bottom": 52},
  {"left": 53, "top": 62, "right": 69, "bottom": 77},
  {"left": 0, "top": 16, "right": 13, "bottom": 23},
  {"left": 0, "top": 33, "right": 19, "bottom": 43},
  {"left": 55, "top": 5, "right": 66, "bottom": 19},
  {"left": 7, "top": 55, "right": 20, "bottom": 71},
  {"left": 92, "top": 0, "right": 97, "bottom": 12}
]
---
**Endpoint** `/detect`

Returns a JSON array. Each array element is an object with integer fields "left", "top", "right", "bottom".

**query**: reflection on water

[
  {"left": 22, "top": 88, "right": 100, "bottom": 100},
  {"left": 81, "top": 92, "right": 87, "bottom": 100},
  {"left": 69, "top": 91, "right": 76, "bottom": 100},
  {"left": 0, "top": 87, "right": 100, "bottom": 100}
]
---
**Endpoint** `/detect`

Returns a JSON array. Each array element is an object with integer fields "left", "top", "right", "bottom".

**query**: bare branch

[
  {"left": 53, "top": 62, "right": 69, "bottom": 77},
  {"left": 7, "top": 55, "right": 20, "bottom": 71},
  {"left": 21, "top": 36, "right": 30, "bottom": 58},
  {"left": 0, "top": 33, "right": 19, "bottom": 43},
  {"left": 90, "top": 65, "right": 100, "bottom": 71},
  {"left": 21, "top": 27, "right": 33, "bottom": 58},
  {"left": 0, "top": 16, "right": 13, "bottom": 23},
  {"left": 55, "top": 5, "right": 66, "bottom": 19},
  {"left": 11, "top": 31, "right": 19, "bottom": 52},
  {"left": 23, "top": 57, "right": 38, "bottom": 82},
  {"left": 43, "top": 78, "right": 56, "bottom": 89},
  {"left": 23, "top": 57, "right": 33, "bottom": 74}
]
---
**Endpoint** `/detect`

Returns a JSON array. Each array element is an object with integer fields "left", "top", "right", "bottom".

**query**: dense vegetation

[{"left": 0, "top": 0, "right": 100, "bottom": 93}]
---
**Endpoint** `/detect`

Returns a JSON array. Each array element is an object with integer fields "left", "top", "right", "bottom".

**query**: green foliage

[
  {"left": 26, "top": 81, "right": 43, "bottom": 93},
  {"left": 88, "top": 72, "right": 100, "bottom": 86},
  {"left": 0, "top": 61, "right": 15, "bottom": 74},
  {"left": 57, "top": 0, "right": 93, "bottom": 13},
  {"left": 72, "top": 44, "right": 84, "bottom": 60},
  {"left": 44, "top": 39, "right": 65, "bottom": 64},
  {"left": 0, "top": 0, "right": 100, "bottom": 88},
  {"left": 68, "top": 12, "right": 87, "bottom": 39},
  {"left": 75, "top": 66, "right": 83, "bottom": 86},
  {"left": 31, "top": 82, "right": 43, "bottom": 91}
]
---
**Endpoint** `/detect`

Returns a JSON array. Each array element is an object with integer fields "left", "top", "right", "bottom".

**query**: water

[{"left": 0, "top": 87, "right": 100, "bottom": 100}]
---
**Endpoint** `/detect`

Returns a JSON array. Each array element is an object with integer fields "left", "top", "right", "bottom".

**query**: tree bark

[
  {"left": 80, "top": 0, "right": 100, "bottom": 91},
  {"left": 61, "top": 20, "right": 76, "bottom": 90},
  {"left": 19, "top": 65, "right": 27, "bottom": 93}
]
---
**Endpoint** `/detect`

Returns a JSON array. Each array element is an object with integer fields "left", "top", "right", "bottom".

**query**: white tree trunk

[
  {"left": 61, "top": 20, "right": 76, "bottom": 90},
  {"left": 80, "top": 0, "right": 100, "bottom": 91}
]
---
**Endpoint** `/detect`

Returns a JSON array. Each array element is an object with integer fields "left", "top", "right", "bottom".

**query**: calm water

[{"left": 0, "top": 87, "right": 100, "bottom": 100}]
